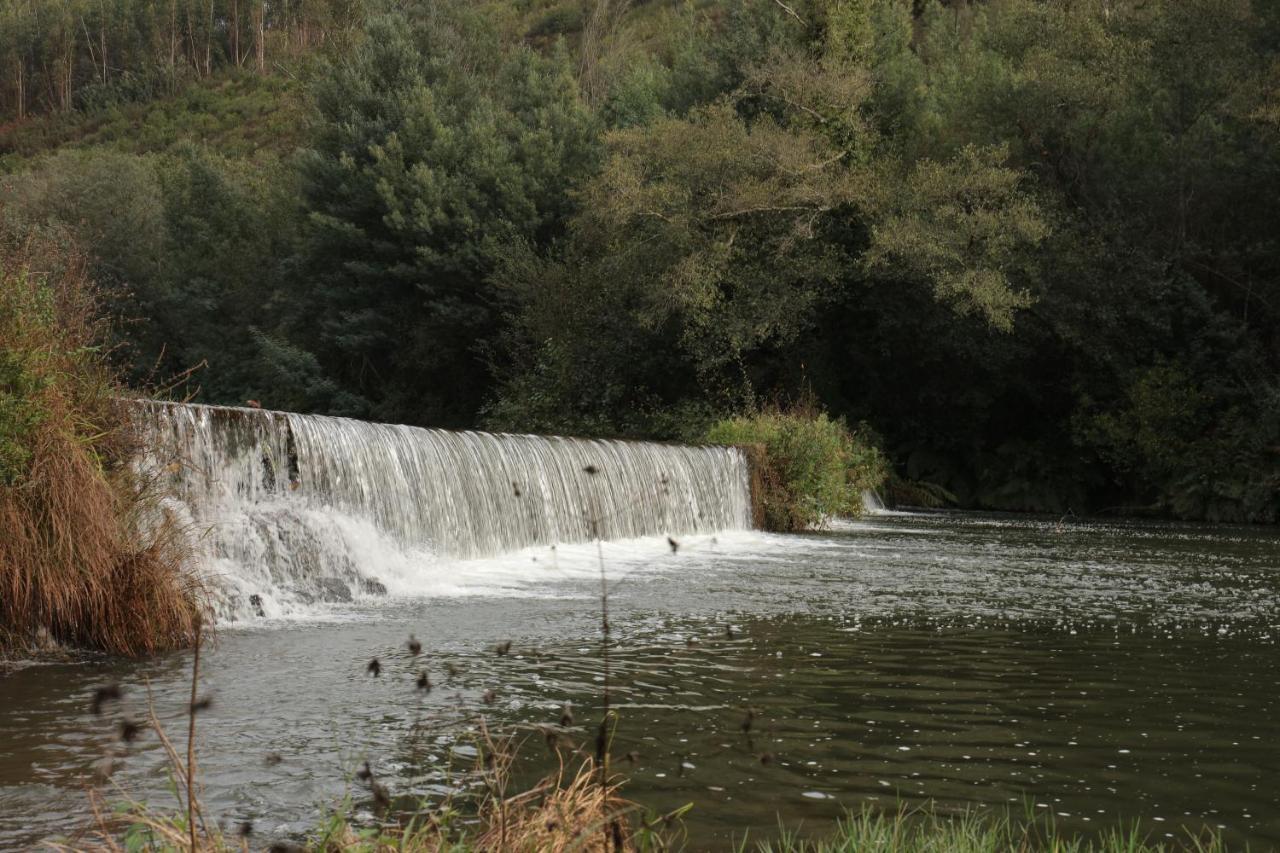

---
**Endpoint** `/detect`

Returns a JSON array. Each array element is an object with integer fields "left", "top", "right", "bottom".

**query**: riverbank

[
  {"left": 96, "top": 796, "right": 1231, "bottom": 852},
  {"left": 0, "top": 232, "right": 204, "bottom": 657}
]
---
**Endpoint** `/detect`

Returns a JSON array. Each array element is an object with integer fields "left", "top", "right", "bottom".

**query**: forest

[{"left": 2, "top": 0, "right": 1278, "bottom": 523}]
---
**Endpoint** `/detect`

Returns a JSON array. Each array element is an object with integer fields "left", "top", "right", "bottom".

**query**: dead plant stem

[{"left": 186, "top": 622, "right": 200, "bottom": 851}]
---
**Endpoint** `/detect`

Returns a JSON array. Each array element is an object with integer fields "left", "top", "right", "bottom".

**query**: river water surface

[{"left": 2, "top": 511, "right": 1278, "bottom": 849}]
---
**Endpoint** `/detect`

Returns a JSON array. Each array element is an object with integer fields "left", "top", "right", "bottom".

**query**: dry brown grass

[
  {"left": 44, "top": 587, "right": 655, "bottom": 852},
  {"left": 0, "top": 230, "right": 205, "bottom": 657},
  {"left": 474, "top": 758, "right": 632, "bottom": 853},
  {"left": 63, "top": 700, "right": 642, "bottom": 852}
]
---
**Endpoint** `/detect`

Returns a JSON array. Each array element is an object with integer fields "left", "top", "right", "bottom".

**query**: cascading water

[
  {"left": 861, "top": 489, "right": 886, "bottom": 514},
  {"left": 132, "top": 401, "right": 753, "bottom": 620}
]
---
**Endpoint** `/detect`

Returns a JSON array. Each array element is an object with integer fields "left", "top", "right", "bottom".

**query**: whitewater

[{"left": 132, "top": 401, "right": 755, "bottom": 620}]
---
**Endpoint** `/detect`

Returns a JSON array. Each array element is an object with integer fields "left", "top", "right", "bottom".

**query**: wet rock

[
  {"left": 316, "top": 577, "right": 352, "bottom": 602},
  {"left": 359, "top": 578, "right": 388, "bottom": 596}
]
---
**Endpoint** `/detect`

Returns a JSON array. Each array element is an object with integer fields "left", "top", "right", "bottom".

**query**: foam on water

[{"left": 132, "top": 401, "right": 754, "bottom": 621}]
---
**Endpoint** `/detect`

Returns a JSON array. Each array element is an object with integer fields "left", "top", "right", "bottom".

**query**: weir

[{"left": 133, "top": 401, "right": 753, "bottom": 619}]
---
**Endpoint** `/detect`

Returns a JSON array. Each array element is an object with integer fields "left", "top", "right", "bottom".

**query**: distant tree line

[
  {"left": 2, "top": 0, "right": 1277, "bottom": 523},
  {"left": 0, "top": 0, "right": 362, "bottom": 120}
]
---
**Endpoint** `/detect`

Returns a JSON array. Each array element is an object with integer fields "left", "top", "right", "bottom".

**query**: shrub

[
  {"left": 706, "top": 408, "right": 887, "bottom": 532},
  {"left": 0, "top": 230, "right": 204, "bottom": 656},
  {"left": 527, "top": 3, "right": 585, "bottom": 40}
]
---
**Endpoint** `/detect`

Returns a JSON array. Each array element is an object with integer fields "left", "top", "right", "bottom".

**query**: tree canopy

[{"left": 1, "top": 0, "right": 1277, "bottom": 522}]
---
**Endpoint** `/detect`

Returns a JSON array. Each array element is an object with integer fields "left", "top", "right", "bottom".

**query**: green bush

[
  {"left": 527, "top": 4, "right": 585, "bottom": 40},
  {"left": 0, "top": 269, "right": 55, "bottom": 486},
  {"left": 706, "top": 409, "right": 887, "bottom": 532}
]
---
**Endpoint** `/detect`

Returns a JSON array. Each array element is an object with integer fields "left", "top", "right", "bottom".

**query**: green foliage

[
  {"left": 863, "top": 144, "right": 1045, "bottom": 331},
  {"left": 0, "top": 270, "right": 54, "bottom": 485},
  {"left": 1, "top": 145, "right": 299, "bottom": 402},
  {"left": 292, "top": 4, "right": 601, "bottom": 425},
  {"left": 706, "top": 409, "right": 887, "bottom": 531},
  {"left": 750, "top": 804, "right": 1227, "bottom": 853},
  {"left": 527, "top": 3, "right": 585, "bottom": 41},
  {"left": 491, "top": 40, "right": 1044, "bottom": 446},
  {"left": 1077, "top": 364, "right": 1280, "bottom": 522},
  {"left": 0, "top": 0, "right": 362, "bottom": 127},
  {"left": 2, "top": 0, "right": 1278, "bottom": 524},
  {"left": 1, "top": 75, "right": 304, "bottom": 167}
]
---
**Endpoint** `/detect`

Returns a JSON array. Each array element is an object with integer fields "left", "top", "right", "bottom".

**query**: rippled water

[{"left": 2, "top": 511, "right": 1278, "bottom": 849}]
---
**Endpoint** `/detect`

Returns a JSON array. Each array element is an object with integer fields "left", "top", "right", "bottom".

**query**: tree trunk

[
  {"left": 185, "top": 2, "right": 200, "bottom": 75},
  {"left": 60, "top": 32, "right": 75, "bottom": 111},
  {"left": 14, "top": 59, "right": 25, "bottom": 121},
  {"left": 169, "top": 0, "right": 178, "bottom": 91},
  {"left": 253, "top": 0, "right": 265, "bottom": 72},
  {"left": 82, "top": 17, "right": 102, "bottom": 83},
  {"left": 205, "top": 0, "right": 214, "bottom": 76},
  {"left": 232, "top": 0, "right": 241, "bottom": 67},
  {"left": 97, "top": 2, "right": 109, "bottom": 85}
]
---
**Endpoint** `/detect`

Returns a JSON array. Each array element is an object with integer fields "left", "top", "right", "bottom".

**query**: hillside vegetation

[{"left": 2, "top": 0, "right": 1277, "bottom": 523}]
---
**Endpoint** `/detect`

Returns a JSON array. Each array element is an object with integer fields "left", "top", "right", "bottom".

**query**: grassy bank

[
  {"left": 79, "top": 704, "right": 1232, "bottom": 853},
  {"left": 707, "top": 408, "right": 887, "bottom": 532},
  {"left": 91, "top": 767, "right": 1233, "bottom": 852},
  {"left": 752, "top": 807, "right": 1228, "bottom": 852},
  {"left": 0, "top": 230, "right": 203, "bottom": 657}
]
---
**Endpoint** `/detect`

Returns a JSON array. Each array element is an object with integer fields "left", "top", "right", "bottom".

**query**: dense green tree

[
  {"left": 1, "top": 0, "right": 1275, "bottom": 521},
  {"left": 151, "top": 147, "right": 301, "bottom": 402},
  {"left": 290, "top": 3, "right": 600, "bottom": 426},
  {"left": 489, "top": 19, "right": 1047, "bottom": 438},
  {"left": 0, "top": 146, "right": 298, "bottom": 402}
]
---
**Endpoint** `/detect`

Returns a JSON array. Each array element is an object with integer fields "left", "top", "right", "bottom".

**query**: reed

[{"left": 0, "top": 231, "right": 204, "bottom": 657}]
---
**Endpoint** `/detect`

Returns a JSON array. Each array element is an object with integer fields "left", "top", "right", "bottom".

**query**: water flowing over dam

[{"left": 132, "top": 401, "right": 753, "bottom": 619}]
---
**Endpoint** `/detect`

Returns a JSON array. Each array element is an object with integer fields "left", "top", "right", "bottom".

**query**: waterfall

[
  {"left": 132, "top": 401, "right": 753, "bottom": 619},
  {"left": 861, "top": 488, "right": 886, "bottom": 514}
]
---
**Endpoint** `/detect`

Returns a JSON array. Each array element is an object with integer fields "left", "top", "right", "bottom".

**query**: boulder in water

[{"left": 315, "top": 577, "right": 352, "bottom": 602}]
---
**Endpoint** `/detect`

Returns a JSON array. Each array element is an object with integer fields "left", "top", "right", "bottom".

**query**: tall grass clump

[
  {"left": 749, "top": 804, "right": 1228, "bottom": 853},
  {"left": 706, "top": 406, "right": 887, "bottom": 532},
  {"left": 0, "top": 230, "right": 203, "bottom": 656}
]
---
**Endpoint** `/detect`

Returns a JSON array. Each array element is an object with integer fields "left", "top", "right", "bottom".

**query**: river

[{"left": 1, "top": 510, "right": 1278, "bottom": 849}]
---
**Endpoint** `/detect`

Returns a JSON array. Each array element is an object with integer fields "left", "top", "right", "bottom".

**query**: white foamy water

[
  {"left": 861, "top": 488, "right": 886, "bottom": 513},
  {"left": 131, "top": 401, "right": 753, "bottom": 620}
]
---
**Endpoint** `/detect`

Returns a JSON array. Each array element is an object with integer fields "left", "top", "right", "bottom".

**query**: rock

[{"left": 315, "top": 577, "right": 352, "bottom": 602}]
